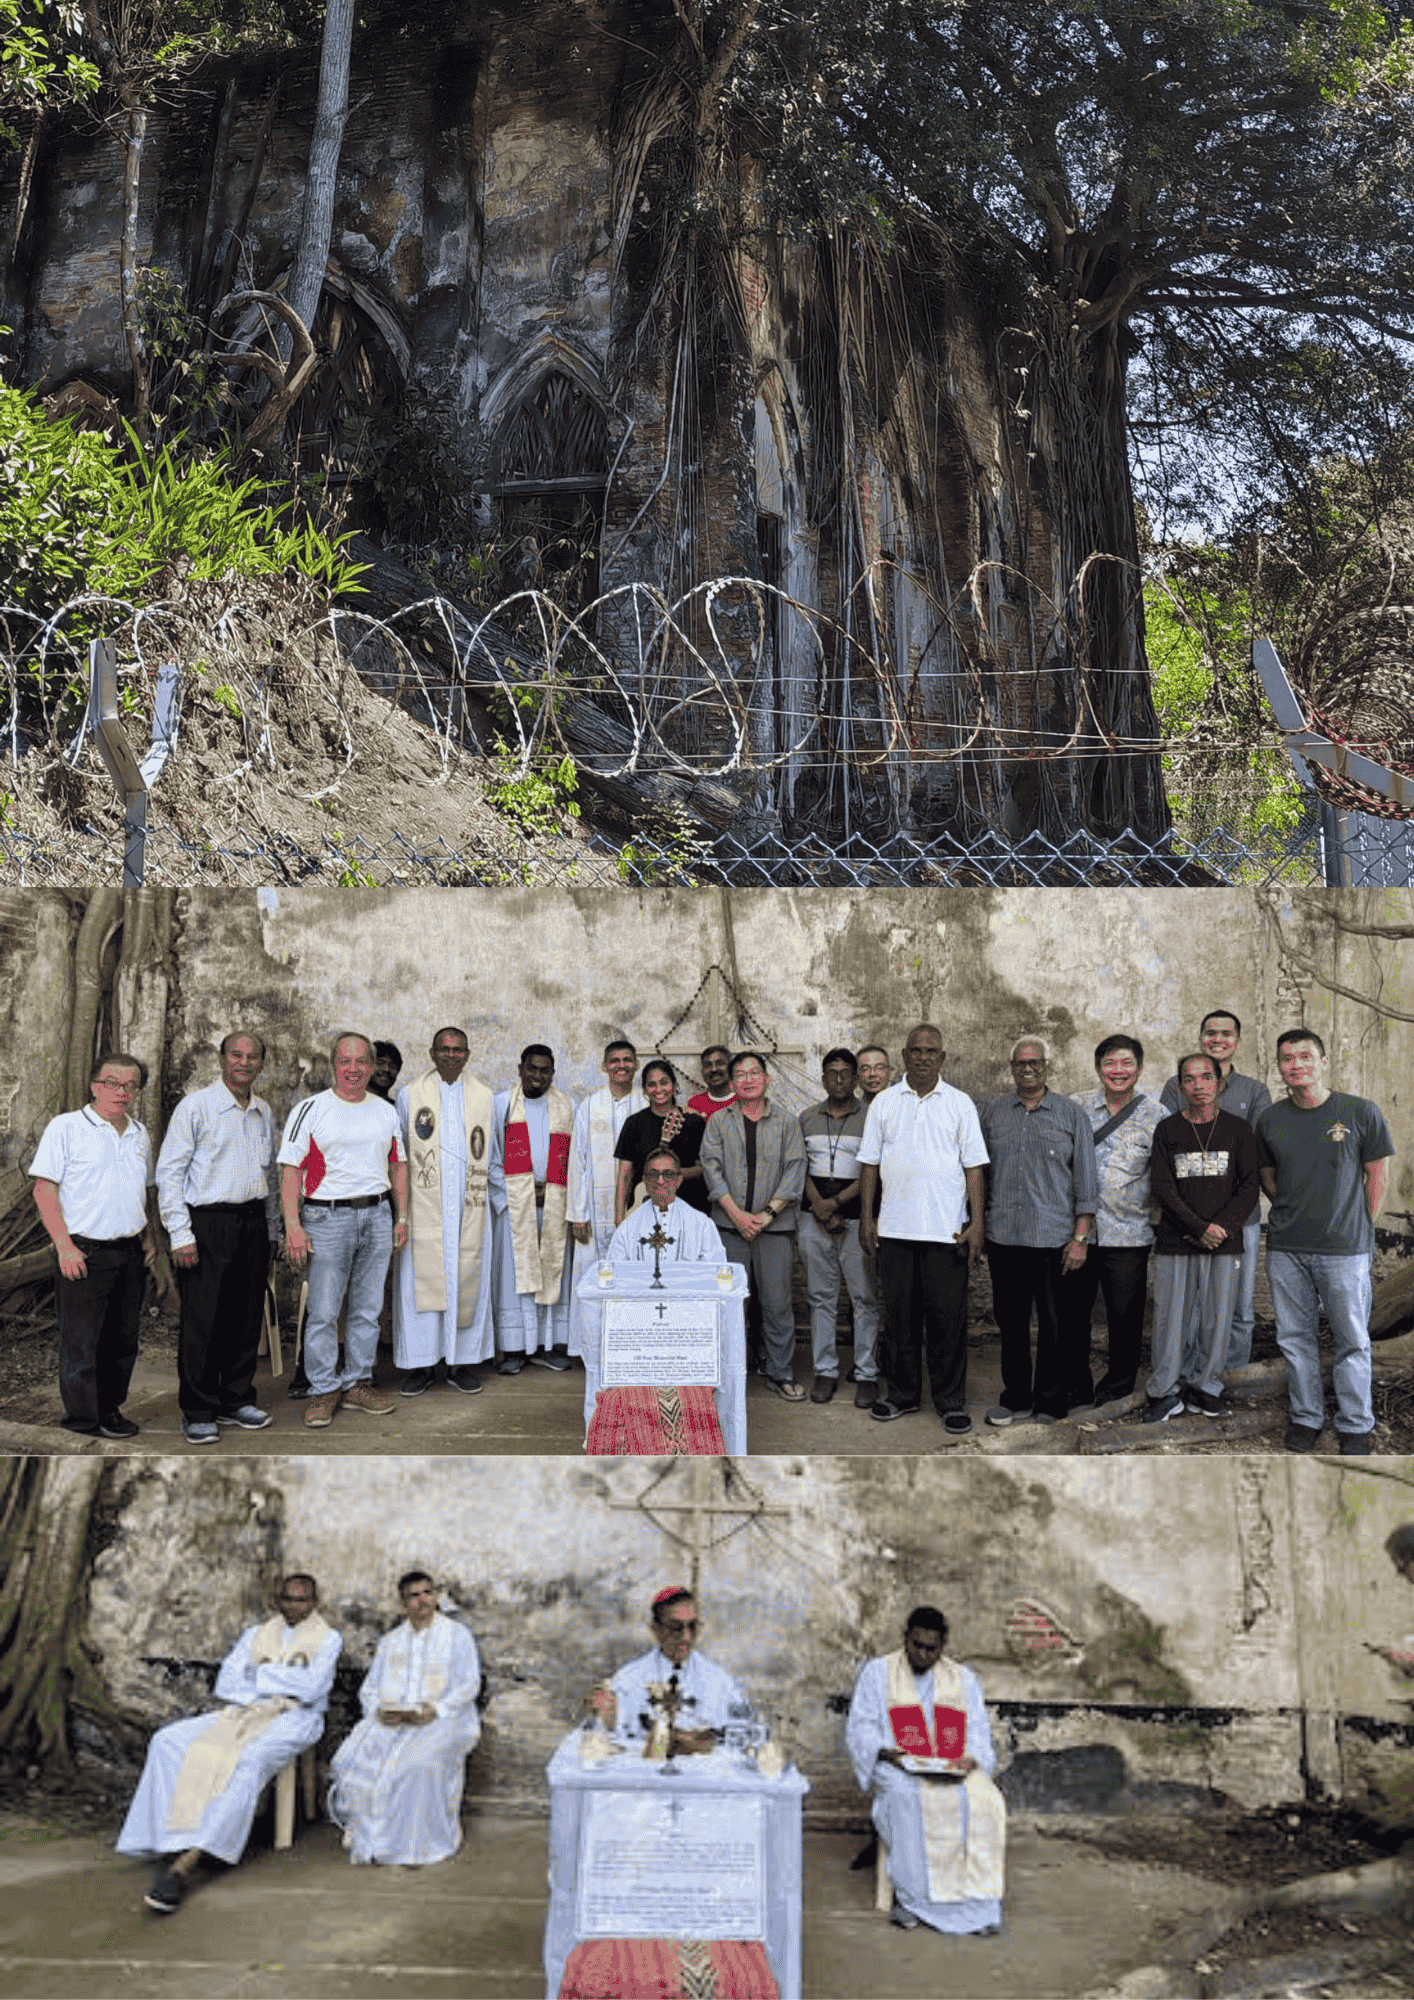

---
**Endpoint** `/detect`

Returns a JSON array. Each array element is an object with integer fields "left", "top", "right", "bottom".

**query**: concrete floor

[
  {"left": 0, "top": 1804, "right": 1238, "bottom": 2000},
  {"left": 0, "top": 1320, "right": 1327, "bottom": 1460}
]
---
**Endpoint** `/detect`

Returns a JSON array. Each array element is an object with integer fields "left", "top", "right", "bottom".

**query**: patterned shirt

[{"left": 1071, "top": 1088, "right": 1164, "bottom": 1246}]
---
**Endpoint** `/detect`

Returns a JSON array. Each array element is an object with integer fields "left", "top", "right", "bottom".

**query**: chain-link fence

[{"left": 4, "top": 793, "right": 1411, "bottom": 887}]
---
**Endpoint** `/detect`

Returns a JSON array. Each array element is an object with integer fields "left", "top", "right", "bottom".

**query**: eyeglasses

[
  {"left": 95, "top": 1078, "right": 139, "bottom": 1092},
  {"left": 644, "top": 1169, "right": 680, "bottom": 1182},
  {"left": 1012, "top": 1057, "right": 1046, "bottom": 1069},
  {"left": 659, "top": 1619, "right": 698, "bottom": 1635}
]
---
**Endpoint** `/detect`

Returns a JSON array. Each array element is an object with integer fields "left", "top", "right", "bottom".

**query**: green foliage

[
  {"left": 0, "top": 1, "right": 98, "bottom": 144},
  {"left": 0, "top": 384, "right": 366, "bottom": 622},
  {"left": 483, "top": 742, "right": 581, "bottom": 839}
]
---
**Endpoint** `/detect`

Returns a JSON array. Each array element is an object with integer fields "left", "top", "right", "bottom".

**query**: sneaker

[
  {"left": 303, "top": 1391, "right": 341, "bottom": 1429},
  {"left": 97, "top": 1413, "right": 140, "bottom": 1439},
  {"left": 1093, "top": 1380, "right": 1136, "bottom": 1405},
  {"left": 810, "top": 1375, "right": 838, "bottom": 1404},
  {"left": 217, "top": 1404, "right": 271, "bottom": 1430},
  {"left": 181, "top": 1418, "right": 220, "bottom": 1445},
  {"left": 854, "top": 1380, "right": 878, "bottom": 1409},
  {"left": 1142, "top": 1392, "right": 1183, "bottom": 1425},
  {"left": 890, "top": 1901, "right": 921, "bottom": 1930},
  {"left": 343, "top": 1382, "right": 395, "bottom": 1415},
  {"left": 399, "top": 1367, "right": 434, "bottom": 1397},
  {"left": 498, "top": 1356, "right": 526, "bottom": 1376},
  {"left": 942, "top": 1410, "right": 973, "bottom": 1435},
  {"left": 529, "top": 1349, "right": 571, "bottom": 1372},
  {"left": 447, "top": 1366, "right": 484, "bottom": 1395},
  {"left": 985, "top": 1405, "right": 1032, "bottom": 1426},
  {"left": 1183, "top": 1387, "right": 1229, "bottom": 1418},
  {"left": 1284, "top": 1421, "right": 1322, "bottom": 1454},
  {"left": 1338, "top": 1431, "right": 1374, "bottom": 1456},
  {"left": 870, "top": 1399, "right": 921, "bottom": 1422},
  {"left": 143, "top": 1868, "right": 186, "bottom": 1914}
]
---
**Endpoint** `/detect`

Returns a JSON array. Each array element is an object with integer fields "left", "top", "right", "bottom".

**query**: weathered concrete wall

[
  {"left": 0, "top": 892, "right": 75, "bottom": 1155},
  {"left": 158, "top": 887, "right": 1414, "bottom": 1238},
  {"left": 78, "top": 1454, "right": 1414, "bottom": 1820}
]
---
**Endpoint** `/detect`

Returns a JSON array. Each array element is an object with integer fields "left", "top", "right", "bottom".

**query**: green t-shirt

[{"left": 1255, "top": 1093, "right": 1393, "bottom": 1255}]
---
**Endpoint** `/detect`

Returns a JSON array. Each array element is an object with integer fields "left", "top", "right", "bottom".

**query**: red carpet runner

[{"left": 586, "top": 1386, "right": 725, "bottom": 1455}]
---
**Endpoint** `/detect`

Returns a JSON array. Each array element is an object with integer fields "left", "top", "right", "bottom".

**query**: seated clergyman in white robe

[
  {"left": 845, "top": 1607, "right": 1006, "bottom": 1935},
  {"left": 597, "top": 1586, "right": 752, "bottom": 1754},
  {"left": 395, "top": 1048, "right": 495, "bottom": 1377},
  {"left": 606, "top": 1195, "right": 726, "bottom": 1267},
  {"left": 327, "top": 1573, "right": 482, "bottom": 1866},
  {"left": 567, "top": 1050, "right": 645, "bottom": 1359},
  {"left": 117, "top": 1575, "right": 340, "bottom": 1913}
]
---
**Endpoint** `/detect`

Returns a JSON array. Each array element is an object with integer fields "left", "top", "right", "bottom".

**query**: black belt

[
  {"left": 302, "top": 1194, "right": 384, "bottom": 1210},
  {"left": 190, "top": 1199, "right": 265, "bottom": 1214},
  {"left": 71, "top": 1232, "right": 142, "bottom": 1249}
]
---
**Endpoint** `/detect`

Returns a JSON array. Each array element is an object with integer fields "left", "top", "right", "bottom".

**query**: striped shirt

[
  {"left": 156, "top": 1080, "right": 279, "bottom": 1249},
  {"left": 30, "top": 1106, "right": 153, "bottom": 1238},
  {"left": 979, "top": 1089, "right": 1099, "bottom": 1248}
]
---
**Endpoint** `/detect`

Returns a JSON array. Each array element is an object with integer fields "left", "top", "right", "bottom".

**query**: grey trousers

[
  {"left": 1148, "top": 1254, "right": 1240, "bottom": 1400},
  {"left": 719, "top": 1226, "right": 798, "bottom": 1381},
  {"left": 798, "top": 1212, "right": 879, "bottom": 1379}
]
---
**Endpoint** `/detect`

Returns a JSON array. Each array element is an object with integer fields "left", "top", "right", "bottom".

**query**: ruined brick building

[{"left": 2, "top": 0, "right": 1166, "bottom": 844}]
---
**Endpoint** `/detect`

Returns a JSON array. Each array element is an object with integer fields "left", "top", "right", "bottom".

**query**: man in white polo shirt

[
  {"left": 31, "top": 1051, "right": 159, "bottom": 1438},
  {"left": 279, "top": 1033, "right": 409, "bottom": 1430},
  {"left": 857, "top": 1025, "right": 989, "bottom": 1436},
  {"left": 157, "top": 1029, "right": 279, "bottom": 1445}
]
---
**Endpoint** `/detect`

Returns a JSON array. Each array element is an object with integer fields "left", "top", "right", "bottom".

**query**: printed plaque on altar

[
  {"left": 576, "top": 1790, "right": 764, "bottom": 1939},
  {"left": 601, "top": 1297, "right": 720, "bottom": 1387}
]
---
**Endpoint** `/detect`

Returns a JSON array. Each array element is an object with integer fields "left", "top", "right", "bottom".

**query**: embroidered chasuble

[
  {"left": 504, "top": 1083, "right": 574, "bottom": 1303},
  {"left": 884, "top": 1649, "right": 1006, "bottom": 1904},
  {"left": 165, "top": 1611, "right": 334, "bottom": 1830},
  {"left": 407, "top": 1067, "right": 494, "bottom": 1324}
]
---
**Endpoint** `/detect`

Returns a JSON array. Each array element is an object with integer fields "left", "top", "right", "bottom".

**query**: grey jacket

[{"left": 700, "top": 1102, "right": 807, "bottom": 1234}]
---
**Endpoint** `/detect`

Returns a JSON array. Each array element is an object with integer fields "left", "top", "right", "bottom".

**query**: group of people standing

[{"left": 28, "top": 1007, "right": 1392, "bottom": 1450}]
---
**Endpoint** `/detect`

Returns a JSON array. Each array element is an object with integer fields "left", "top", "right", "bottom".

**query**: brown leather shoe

[
  {"left": 854, "top": 1380, "right": 877, "bottom": 1409},
  {"left": 303, "top": 1391, "right": 341, "bottom": 1429},
  {"left": 343, "top": 1381, "right": 395, "bottom": 1416},
  {"left": 810, "top": 1374, "right": 838, "bottom": 1404}
]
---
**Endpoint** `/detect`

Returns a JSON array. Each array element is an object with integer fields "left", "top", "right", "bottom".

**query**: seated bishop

[
  {"left": 117, "top": 1573, "right": 341, "bottom": 1913},
  {"left": 845, "top": 1604, "right": 1006, "bottom": 1935},
  {"left": 327, "top": 1570, "right": 483, "bottom": 1865},
  {"left": 591, "top": 1586, "right": 751, "bottom": 1757},
  {"left": 604, "top": 1148, "right": 726, "bottom": 1267}
]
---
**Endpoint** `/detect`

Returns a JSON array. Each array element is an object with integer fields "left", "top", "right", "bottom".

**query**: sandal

[{"left": 766, "top": 1376, "right": 806, "bottom": 1401}]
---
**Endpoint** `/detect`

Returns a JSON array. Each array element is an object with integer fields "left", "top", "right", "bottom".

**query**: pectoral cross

[{"left": 639, "top": 1216, "right": 675, "bottom": 1287}]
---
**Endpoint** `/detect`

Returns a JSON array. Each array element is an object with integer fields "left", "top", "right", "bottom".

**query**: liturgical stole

[
  {"left": 885, "top": 1647, "right": 1006, "bottom": 1904},
  {"left": 504, "top": 1083, "right": 573, "bottom": 1303},
  {"left": 165, "top": 1611, "right": 334, "bottom": 1831},
  {"left": 407, "top": 1068, "right": 493, "bottom": 1324}
]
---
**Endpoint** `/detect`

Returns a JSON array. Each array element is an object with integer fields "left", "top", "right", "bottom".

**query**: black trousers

[
  {"left": 58, "top": 1234, "right": 145, "bottom": 1430},
  {"left": 1062, "top": 1244, "right": 1151, "bottom": 1398},
  {"left": 876, "top": 1237, "right": 970, "bottom": 1413},
  {"left": 987, "top": 1241, "right": 1079, "bottom": 1418},
  {"left": 177, "top": 1202, "right": 271, "bottom": 1417}
]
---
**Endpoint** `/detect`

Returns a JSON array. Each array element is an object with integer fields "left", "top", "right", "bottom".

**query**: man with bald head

[
  {"left": 279, "top": 1034, "right": 409, "bottom": 1430},
  {"left": 857, "top": 1026, "right": 989, "bottom": 1434}
]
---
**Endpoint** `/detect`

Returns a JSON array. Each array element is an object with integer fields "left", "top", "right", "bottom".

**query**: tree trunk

[
  {"left": 65, "top": 889, "right": 122, "bottom": 1111},
  {"left": 1024, "top": 317, "right": 1170, "bottom": 842},
  {"left": 0, "top": 1459, "right": 121, "bottom": 1764},
  {"left": 279, "top": 0, "right": 356, "bottom": 366},
  {"left": 112, "top": 888, "right": 172, "bottom": 1145},
  {"left": 119, "top": 103, "right": 150, "bottom": 438}
]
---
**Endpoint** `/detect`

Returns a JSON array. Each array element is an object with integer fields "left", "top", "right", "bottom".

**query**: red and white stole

[{"left": 504, "top": 1083, "right": 574, "bottom": 1303}]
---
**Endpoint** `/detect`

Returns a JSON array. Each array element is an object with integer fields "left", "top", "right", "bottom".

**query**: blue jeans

[
  {"left": 1265, "top": 1248, "right": 1373, "bottom": 1435},
  {"left": 301, "top": 1202, "right": 392, "bottom": 1395}
]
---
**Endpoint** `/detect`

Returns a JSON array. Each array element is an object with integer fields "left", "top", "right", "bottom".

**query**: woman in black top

[{"left": 613, "top": 1060, "right": 709, "bottom": 1219}]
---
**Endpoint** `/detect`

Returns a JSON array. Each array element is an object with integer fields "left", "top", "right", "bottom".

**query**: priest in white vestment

[
  {"left": 489, "top": 1044, "right": 576, "bottom": 1369},
  {"left": 117, "top": 1575, "right": 341, "bottom": 1913},
  {"left": 605, "top": 1147, "right": 727, "bottom": 1266},
  {"left": 327, "top": 1571, "right": 483, "bottom": 1866},
  {"left": 567, "top": 1039, "right": 645, "bottom": 1359},
  {"left": 846, "top": 1606, "right": 1005, "bottom": 1934},
  {"left": 593, "top": 1586, "right": 752, "bottom": 1755},
  {"left": 395, "top": 1028, "right": 496, "bottom": 1395}
]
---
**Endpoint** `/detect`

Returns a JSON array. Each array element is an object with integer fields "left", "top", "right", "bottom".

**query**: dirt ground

[{"left": 2, "top": 1776, "right": 1409, "bottom": 2000}]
